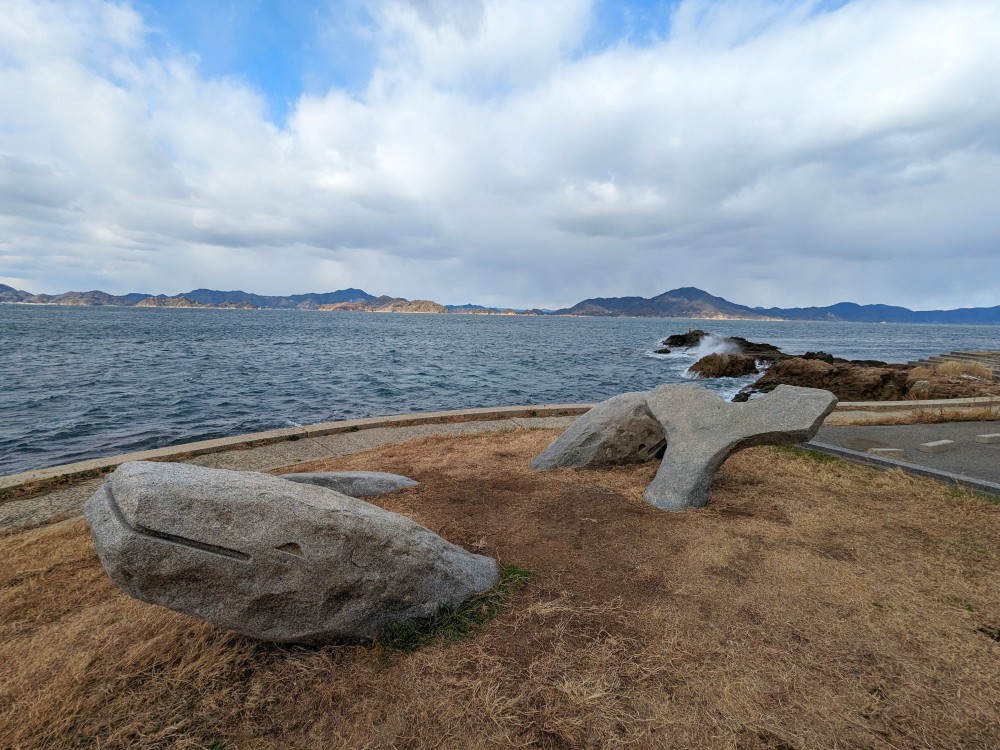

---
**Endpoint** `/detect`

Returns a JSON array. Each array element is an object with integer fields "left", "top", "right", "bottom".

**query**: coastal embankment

[{"left": 4, "top": 397, "right": 999, "bottom": 530}]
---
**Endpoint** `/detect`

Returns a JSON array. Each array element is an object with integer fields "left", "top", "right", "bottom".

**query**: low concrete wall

[
  {"left": 834, "top": 395, "right": 999, "bottom": 413},
  {"left": 825, "top": 395, "right": 1000, "bottom": 425},
  {"left": 3, "top": 396, "right": 998, "bottom": 500},
  {"left": 0, "top": 404, "right": 592, "bottom": 501}
]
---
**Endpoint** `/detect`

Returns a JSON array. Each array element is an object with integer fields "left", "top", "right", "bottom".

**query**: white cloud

[{"left": 1, "top": 0, "right": 999, "bottom": 309}]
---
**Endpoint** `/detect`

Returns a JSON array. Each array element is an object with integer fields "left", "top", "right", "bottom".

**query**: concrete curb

[
  {"left": 2, "top": 395, "right": 998, "bottom": 502},
  {"left": 0, "top": 405, "right": 592, "bottom": 502},
  {"left": 804, "top": 441, "right": 1000, "bottom": 499}
]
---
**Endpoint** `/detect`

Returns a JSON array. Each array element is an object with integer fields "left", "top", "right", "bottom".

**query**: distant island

[
  {"left": 318, "top": 296, "right": 537, "bottom": 315},
  {"left": 552, "top": 287, "right": 1000, "bottom": 324},
  {"left": 0, "top": 285, "right": 540, "bottom": 316},
  {"left": 2, "top": 283, "right": 999, "bottom": 324}
]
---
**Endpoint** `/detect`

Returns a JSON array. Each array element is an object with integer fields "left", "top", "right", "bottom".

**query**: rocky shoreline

[{"left": 666, "top": 330, "right": 1000, "bottom": 402}]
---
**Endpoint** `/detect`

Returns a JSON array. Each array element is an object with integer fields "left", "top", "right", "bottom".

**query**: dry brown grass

[
  {"left": 3, "top": 429, "right": 1000, "bottom": 749},
  {"left": 934, "top": 361, "right": 995, "bottom": 380},
  {"left": 862, "top": 403, "right": 1000, "bottom": 426}
]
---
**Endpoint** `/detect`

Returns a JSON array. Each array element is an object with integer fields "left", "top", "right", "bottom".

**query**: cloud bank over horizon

[{"left": 1, "top": 0, "right": 998, "bottom": 310}]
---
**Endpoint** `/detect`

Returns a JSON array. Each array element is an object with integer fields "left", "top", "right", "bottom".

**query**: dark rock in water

[
  {"left": 688, "top": 353, "right": 760, "bottom": 379},
  {"left": 659, "top": 330, "right": 784, "bottom": 361},
  {"left": 802, "top": 352, "right": 891, "bottom": 368},
  {"left": 654, "top": 347, "right": 671, "bottom": 354},
  {"left": 85, "top": 461, "right": 498, "bottom": 644},
  {"left": 743, "top": 357, "right": 1000, "bottom": 401},
  {"left": 801, "top": 351, "right": 836, "bottom": 364},
  {"left": 656, "top": 333, "right": 1000, "bottom": 402},
  {"left": 848, "top": 359, "right": 893, "bottom": 368},
  {"left": 723, "top": 336, "right": 785, "bottom": 361},
  {"left": 748, "top": 358, "right": 911, "bottom": 401},
  {"left": 662, "top": 330, "right": 709, "bottom": 348}
]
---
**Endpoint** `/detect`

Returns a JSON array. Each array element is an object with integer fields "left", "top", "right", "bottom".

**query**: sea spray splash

[
  {"left": 691, "top": 334, "right": 740, "bottom": 359},
  {"left": 680, "top": 334, "right": 742, "bottom": 379}
]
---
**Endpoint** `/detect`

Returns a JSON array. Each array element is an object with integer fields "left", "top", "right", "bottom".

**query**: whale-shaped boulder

[{"left": 85, "top": 461, "right": 498, "bottom": 644}]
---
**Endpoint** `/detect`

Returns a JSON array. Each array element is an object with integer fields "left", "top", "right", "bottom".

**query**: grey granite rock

[
  {"left": 643, "top": 384, "right": 837, "bottom": 510},
  {"left": 278, "top": 470, "right": 418, "bottom": 497},
  {"left": 85, "top": 461, "right": 498, "bottom": 644},
  {"left": 530, "top": 392, "right": 665, "bottom": 470}
]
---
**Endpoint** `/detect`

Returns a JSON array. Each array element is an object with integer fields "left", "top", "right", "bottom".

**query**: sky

[{"left": 1, "top": 0, "right": 998, "bottom": 310}]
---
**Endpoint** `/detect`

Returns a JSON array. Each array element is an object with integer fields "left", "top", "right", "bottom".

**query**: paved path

[
  {"left": 814, "top": 420, "right": 1000, "bottom": 487},
  {"left": 0, "top": 415, "right": 576, "bottom": 533}
]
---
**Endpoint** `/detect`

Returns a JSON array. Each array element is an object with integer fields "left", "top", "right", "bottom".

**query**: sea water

[{"left": 2, "top": 304, "right": 998, "bottom": 476}]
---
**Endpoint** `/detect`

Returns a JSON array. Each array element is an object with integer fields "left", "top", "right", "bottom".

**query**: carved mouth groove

[{"left": 105, "top": 485, "right": 251, "bottom": 562}]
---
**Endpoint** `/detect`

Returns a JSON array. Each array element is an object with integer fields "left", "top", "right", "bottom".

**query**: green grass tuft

[
  {"left": 948, "top": 485, "right": 1000, "bottom": 506},
  {"left": 376, "top": 564, "right": 533, "bottom": 656},
  {"left": 770, "top": 445, "right": 841, "bottom": 464}
]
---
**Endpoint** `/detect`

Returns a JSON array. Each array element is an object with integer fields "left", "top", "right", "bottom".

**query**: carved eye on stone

[{"left": 275, "top": 542, "right": 305, "bottom": 558}]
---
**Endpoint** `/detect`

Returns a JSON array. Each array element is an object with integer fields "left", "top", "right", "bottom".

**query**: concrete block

[
  {"left": 975, "top": 433, "right": 1000, "bottom": 444},
  {"left": 918, "top": 440, "right": 956, "bottom": 454},
  {"left": 867, "top": 448, "right": 906, "bottom": 459}
]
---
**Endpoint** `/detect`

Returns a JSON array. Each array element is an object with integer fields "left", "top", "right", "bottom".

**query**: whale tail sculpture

[{"left": 532, "top": 384, "right": 837, "bottom": 511}]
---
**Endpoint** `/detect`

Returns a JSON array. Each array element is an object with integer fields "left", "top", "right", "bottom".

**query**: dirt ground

[{"left": 1, "top": 428, "right": 998, "bottom": 749}]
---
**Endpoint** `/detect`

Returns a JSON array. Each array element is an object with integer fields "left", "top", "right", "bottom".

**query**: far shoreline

[{"left": 6, "top": 301, "right": 1000, "bottom": 326}]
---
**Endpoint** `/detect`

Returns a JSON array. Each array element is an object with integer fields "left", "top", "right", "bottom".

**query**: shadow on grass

[{"left": 376, "top": 564, "right": 532, "bottom": 657}]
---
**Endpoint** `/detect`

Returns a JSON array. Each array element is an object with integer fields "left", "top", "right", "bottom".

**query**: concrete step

[{"left": 941, "top": 354, "right": 1000, "bottom": 366}]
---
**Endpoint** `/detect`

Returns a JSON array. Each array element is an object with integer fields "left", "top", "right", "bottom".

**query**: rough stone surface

[
  {"left": 907, "top": 379, "right": 932, "bottom": 400},
  {"left": 747, "top": 358, "right": 1000, "bottom": 402},
  {"left": 278, "top": 471, "right": 418, "bottom": 497},
  {"left": 85, "top": 461, "right": 498, "bottom": 644},
  {"left": 688, "top": 353, "right": 759, "bottom": 379},
  {"left": 530, "top": 392, "right": 665, "bottom": 470},
  {"left": 751, "top": 358, "right": 911, "bottom": 401},
  {"left": 643, "top": 384, "right": 838, "bottom": 511}
]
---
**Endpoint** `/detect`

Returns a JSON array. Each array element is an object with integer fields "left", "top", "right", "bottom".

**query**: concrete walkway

[
  {"left": 4, "top": 399, "right": 999, "bottom": 533},
  {"left": 812, "top": 420, "right": 1000, "bottom": 488},
  {"left": 0, "top": 415, "right": 576, "bottom": 532}
]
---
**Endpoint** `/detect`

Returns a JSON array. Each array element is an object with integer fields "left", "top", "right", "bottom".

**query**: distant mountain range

[
  {"left": 320, "top": 295, "right": 448, "bottom": 314},
  {"left": 555, "top": 287, "right": 1000, "bottom": 325},
  {"left": 2, "top": 283, "right": 999, "bottom": 324},
  {"left": 553, "top": 287, "right": 771, "bottom": 319},
  {"left": 556, "top": 287, "right": 1000, "bottom": 324},
  {"left": 0, "top": 285, "right": 375, "bottom": 310}
]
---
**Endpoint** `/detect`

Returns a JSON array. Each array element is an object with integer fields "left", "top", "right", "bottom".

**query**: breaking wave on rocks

[{"left": 642, "top": 343, "right": 760, "bottom": 401}]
